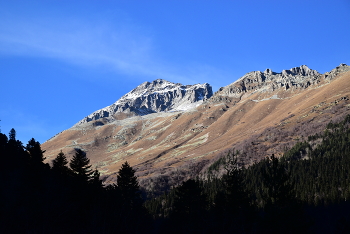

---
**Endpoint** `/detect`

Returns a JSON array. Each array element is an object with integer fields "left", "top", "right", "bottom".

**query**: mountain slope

[{"left": 42, "top": 64, "right": 350, "bottom": 190}]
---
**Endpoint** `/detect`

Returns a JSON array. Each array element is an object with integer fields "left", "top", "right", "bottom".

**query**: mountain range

[{"left": 42, "top": 63, "right": 350, "bottom": 191}]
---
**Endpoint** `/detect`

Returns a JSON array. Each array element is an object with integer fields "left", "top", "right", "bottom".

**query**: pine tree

[
  {"left": 259, "top": 155, "right": 308, "bottom": 233},
  {"left": 221, "top": 150, "right": 247, "bottom": 212},
  {"left": 173, "top": 179, "right": 207, "bottom": 216},
  {"left": 9, "top": 128, "right": 16, "bottom": 141},
  {"left": 7, "top": 128, "right": 26, "bottom": 168},
  {"left": 170, "top": 179, "right": 207, "bottom": 233},
  {"left": 117, "top": 161, "right": 142, "bottom": 208},
  {"left": 26, "top": 138, "right": 46, "bottom": 165},
  {"left": 261, "top": 154, "right": 293, "bottom": 207},
  {"left": 0, "top": 133, "right": 8, "bottom": 160},
  {"left": 52, "top": 150, "right": 70, "bottom": 175},
  {"left": 69, "top": 149, "right": 93, "bottom": 182},
  {"left": 116, "top": 161, "right": 150, "bottom": 233},
  {"left": 8, "top": 128, "right": 23, "bottom": 154},
  {"left": 90, "top": 168, "right": 103, "bottom": 189}
]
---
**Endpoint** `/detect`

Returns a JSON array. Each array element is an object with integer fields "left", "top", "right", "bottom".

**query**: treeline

[
  {"left": 0, "top": 129, "right": 151, "bottom": 233},
  {"left": 145, "top": 114, "right": 350, "bottom": 233},
  {"left": 1, "top": 114, "right": 350, "bottom": 233}
]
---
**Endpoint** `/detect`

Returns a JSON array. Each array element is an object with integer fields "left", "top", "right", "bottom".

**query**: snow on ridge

[
  {"left": 75, "top": 79, "right": 213, "bottom": 126},
  {"left": 118, "top": 81, "right": 209, "bottom": 102}
]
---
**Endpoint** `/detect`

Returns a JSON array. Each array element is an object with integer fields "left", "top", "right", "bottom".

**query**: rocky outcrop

[
  {"left": 213, "top": 65, "right": 325, "bottom": 99},
  {"left": 76, "top": 79, "right": 213, "bottom": 125},
  {"left": 324, "top": 63, "right": 350, "bottom": 80}
]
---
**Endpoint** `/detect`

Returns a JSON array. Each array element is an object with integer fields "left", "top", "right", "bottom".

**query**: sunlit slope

[{"left": 42, "top": 68, "right": 350, "bottom": 185}]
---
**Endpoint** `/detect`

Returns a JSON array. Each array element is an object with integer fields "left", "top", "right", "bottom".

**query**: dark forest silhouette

[{"left": 1, "top": 115, "right": 350, "bottom": 233}]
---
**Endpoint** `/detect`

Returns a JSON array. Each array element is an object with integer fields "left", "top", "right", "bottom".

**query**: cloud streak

[
  {"left": 0, "top": 10, "right": 233, "bottom": 90},
  {"left": 0, "top": 14, "right": 217, "bottom": 85},
  {"left": 0, "top": 17, "right": 153, "bottom": 72}
]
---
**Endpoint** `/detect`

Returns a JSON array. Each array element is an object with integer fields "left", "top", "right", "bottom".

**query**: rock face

[
  {"left": 76, "top": 79, "right": 213, "bottom": 125},
  {"left": 324, "top": 63, "right": 350, "bottom": 80},
  {"left": 214, "top": 65, "right": 322, "bottom": 99}
]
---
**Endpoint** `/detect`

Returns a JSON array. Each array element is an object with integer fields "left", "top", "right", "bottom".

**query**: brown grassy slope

[{"left": 42, "top": 70, "right": 350, "bottom": 188}]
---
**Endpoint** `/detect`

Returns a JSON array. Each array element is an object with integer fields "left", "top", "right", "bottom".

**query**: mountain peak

[
  {"left": 284, "top": 65, "right": 319, "bottom": 77},
  {"left": 75, "top": 79, "right": 213, "bottom": 126}
]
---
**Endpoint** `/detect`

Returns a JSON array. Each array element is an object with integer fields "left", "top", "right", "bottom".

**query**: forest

[{"left": 1, "top": 114, "right": 350, "bottom": 233}]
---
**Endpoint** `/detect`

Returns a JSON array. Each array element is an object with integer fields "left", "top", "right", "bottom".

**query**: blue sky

[{"left": 1, "top": 0, "right": 349, "bottom": 144}]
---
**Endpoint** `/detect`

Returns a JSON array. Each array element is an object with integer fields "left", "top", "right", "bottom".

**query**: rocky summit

[
  {"left": 76, "top": 79, "right": 213, "bottom": 125},
  {"left": 216, "top": 64, "right": 348, "bottom": 96},
  {"left": 42, "top": 64, "right": 350, "bottom": 191},
  {"left": 210, "top": 64, "right": 350, "bottom": 104},
  {"left": 216, "top": 65, "right": 321, "bottom": 97}
]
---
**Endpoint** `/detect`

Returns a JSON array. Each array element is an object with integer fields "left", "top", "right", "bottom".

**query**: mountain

[
  {"left": 217, "top": 64, "right": 320, "bottom": 98},
  {"left": 211, "top": 64, "right": 347, "bottom": 103},
  {"left": 42, "top": 64, "right": 350, "bottom": 192},
  {"left": 76, "top": 79, "right": 213, "bottom": 125}
]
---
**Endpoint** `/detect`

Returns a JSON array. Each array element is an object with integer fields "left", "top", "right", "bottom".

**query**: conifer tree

[
  {"left": 90, "top": 168, "right": 103, "bottom": 189},
  {"left": 52, "top": 150, "right": 70, "bottom": 175},
  {"left": 260, "top": 155, "right": 307, "bottom": 233},
  {"left": 173, "top": 179, "right": 207, "bottom": 216},
  {"left": 0, "top": 133, "right": 8, "bottom": 159},
  {"left": 170, "top": 179, "right": 207, "bottom": 233},
  {"left": 116, "top": 161, "right": 150, "bottom": 233},
  {"left": 70, "top": 149, "right": 93, "bottom": 182},
  {"left": 223, "top": 150, "right": 247, "bottom": 211},
  {"left": 9, "top": 128, "right": 16, "bottom": 141},
  {"left": 117, "top": 161, "right": 142, "bottom": 208},
  {"left": 7, "top": 129, "right": 26, "bottom": 168},
  {"left": 26, "top": 138, "right": 46, "bottom": 165},
  {"left": 261, "top": 154, "right": 293, "bottom": 207},
  {"left": 8, "top": 128, "right": 23, "bottom": 154}
]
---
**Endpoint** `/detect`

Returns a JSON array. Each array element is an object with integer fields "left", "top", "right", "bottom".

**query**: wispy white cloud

[
  {"left": 0, "top": 10, "right": 233, "bottom": 89},
  {"left": 0, "top": 14, "right": 199, "bottom": 83},
  {"left": 1, "top": 17, "right": 150, "bottom": 70}
]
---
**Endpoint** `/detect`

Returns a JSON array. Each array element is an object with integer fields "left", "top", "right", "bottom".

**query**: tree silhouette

[
  {"left": 8, "top": 129, "right": 23, "bottom": 156},
  {"left": 90, "top": 168, "right": 103, "bottom": 189},
  {"left": 211, "top": 150, "right": 252, "bottom": 233},
  {"left": 6, "top": 129, "right": 27, "bottom": 169},
  {"left": 116, "top": 161, "right": 151, "bottom": 233},
  {"left": 261, "top": 154, "right": 293, "bottom": 207},
  {"left": 117, "top": 161, "right": 142, "bottom": 207},
  {"left": 26, "top": 138, "right": 46, "bottom": 165},
  {"left": 69, "top": 149, "right": 93, "bottom": 182},
  {"left": 170, "top": 179, "right": 207, "bottom": 233},
  {"left": 0, "top": 133, "right": 8, "bottom": 161},
  {"left": 259, "top": 154, "right": 307, "bottom": 233},
  {"left": 9, "top": 128, "right": 16, "bottom": 141},
  {"left": 222, "top": 150, "right": 248, "bottom": 212},
  {"left": 173, "top": 179, "right": 207, "bottom": 216},
  {"left": 52, "top": 150, "right": 70, "bottom": 175}
]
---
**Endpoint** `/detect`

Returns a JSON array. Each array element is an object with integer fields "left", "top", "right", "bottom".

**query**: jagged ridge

[
  {"left": 76, "top": 79, "right": 213, "bottom": 125},
  {"left": 213, "top": 64, "right": 349, "bottom": 100}
]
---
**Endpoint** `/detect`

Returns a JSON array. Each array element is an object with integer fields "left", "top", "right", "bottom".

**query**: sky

[{"left": 0, "top": 0, "right": 349, "bottom": 144}]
